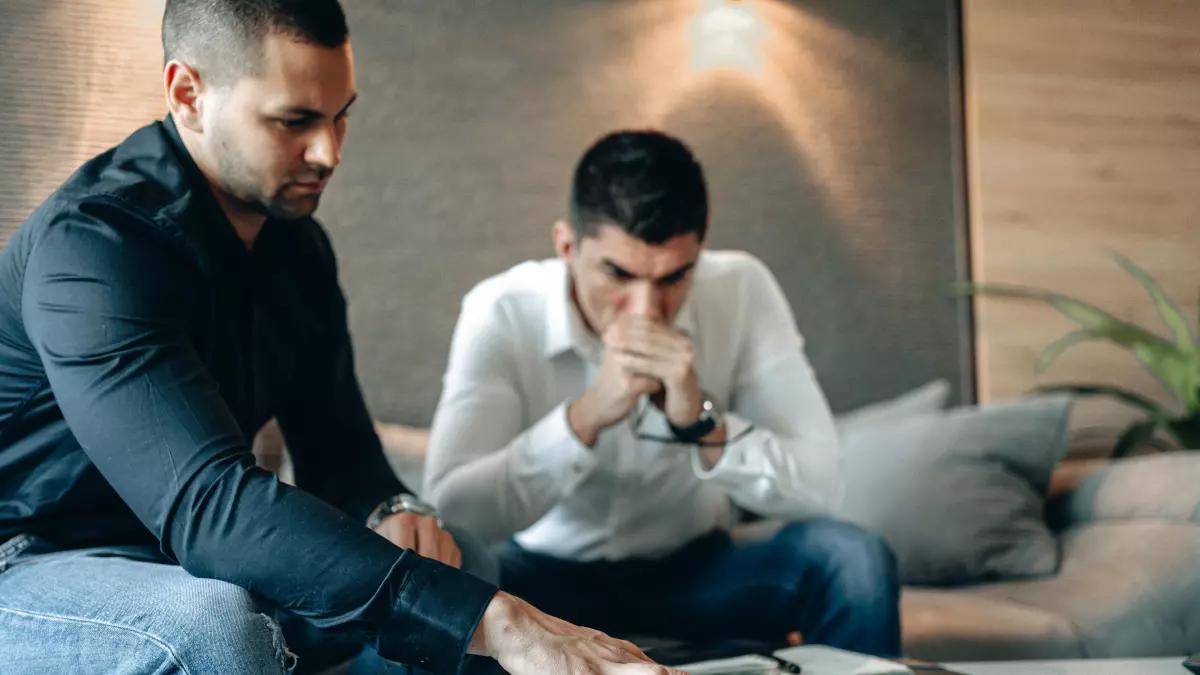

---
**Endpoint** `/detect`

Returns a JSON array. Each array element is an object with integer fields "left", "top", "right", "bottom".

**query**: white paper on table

[
  {"left": 675, "top": 654, "right": 781, "bottom": 675},
  {"left": 772, "top": 645, "right": 913, "bottom": 675}
]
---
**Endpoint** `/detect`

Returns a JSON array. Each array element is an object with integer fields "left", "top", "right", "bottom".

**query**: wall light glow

[{"left": 689, "top": 0, "right": 766, "bottom": 73}]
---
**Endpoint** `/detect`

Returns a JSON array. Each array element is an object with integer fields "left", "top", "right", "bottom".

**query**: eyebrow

[
  {"left": 603, "top": 259, "right": 696, "bottom": 284},
  {"left": 277, "top": 93, "right": 359, "bottom": 119}
]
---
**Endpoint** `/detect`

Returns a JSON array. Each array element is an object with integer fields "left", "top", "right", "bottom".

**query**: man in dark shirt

[{"left": 0, "top": 1, "right": 678, "bottom": 674}]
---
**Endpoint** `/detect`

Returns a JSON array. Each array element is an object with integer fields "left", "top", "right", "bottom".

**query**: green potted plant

[{"left": 957, "top": 254, "right": 1200, "bottom": 457}]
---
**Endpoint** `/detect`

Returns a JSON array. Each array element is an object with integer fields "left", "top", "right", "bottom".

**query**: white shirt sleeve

[
  {"left": 423, "top": 291, "right": 598, "bottom": 543},
  {"left": 688, "top": 258, "right": 844, "bottom": 520}
]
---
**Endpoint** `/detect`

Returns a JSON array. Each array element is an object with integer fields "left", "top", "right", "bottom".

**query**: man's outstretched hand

[{"left": 469, "top": 591, "right": 688, "bottom": 675}]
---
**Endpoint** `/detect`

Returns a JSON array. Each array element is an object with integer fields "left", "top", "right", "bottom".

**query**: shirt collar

[
  {"left": 543, "top": 260, "right": 700, "bottom": 361},
  {"left": 544, "top": 261, "right": 599, "bottom": 360}
]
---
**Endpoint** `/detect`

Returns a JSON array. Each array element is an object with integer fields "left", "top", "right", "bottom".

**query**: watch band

[
  {"left": 367, "top": 493, "right": 443, "bottom": 530},
  {"left": 668, "top": 396, "right": 722, "bottom": 443}
]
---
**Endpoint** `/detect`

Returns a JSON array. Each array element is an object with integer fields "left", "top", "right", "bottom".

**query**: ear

[
  {"left": 552, "top": 220, "right": 577, "bottom": 260},
  {"left": 164, "top": 60, "right": 206, "bottom": 133}
]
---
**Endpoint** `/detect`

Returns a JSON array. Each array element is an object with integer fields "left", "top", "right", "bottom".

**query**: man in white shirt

[{"left": 424, "top": 130, "right": 900, "bottom": 656}]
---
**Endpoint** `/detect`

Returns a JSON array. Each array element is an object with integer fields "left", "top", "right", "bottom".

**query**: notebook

[
  {"left": 674, "top": 654, "right": 787, "bottom": 675},
  {"left": 772, "top": 646, "right": 913, "bottom": 675}
]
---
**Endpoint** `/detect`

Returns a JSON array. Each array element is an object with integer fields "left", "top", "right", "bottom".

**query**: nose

[
  {"left": 624, "top": 282, "right": 664, "bottom": 321},
  {"left": 305, "top": 121, "right": 342, "bottom": 172}
]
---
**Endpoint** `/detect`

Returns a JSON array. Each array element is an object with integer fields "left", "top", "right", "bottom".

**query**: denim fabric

[
  {"left": 497, "top": 519, "right": 903, "bottom": 658},
  {"left": 0, "top": 538, "right": 295, "bottom": 674},
  {"left": 0, "top": 524, "right": 499, "bottom": 675}
]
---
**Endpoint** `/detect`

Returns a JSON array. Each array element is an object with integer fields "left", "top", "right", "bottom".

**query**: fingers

[
  {"left": 378, "top": 512, "right": 417, "bottom": 551},
  {"left": 613, "top": 351, "right": 663, "bottom": 381},
  {"left": 610, "top": 638, "right": 651, "bottom": 662},
  {"left": 568, "top": 625, "right": 654, "bottom": 665},
  {"left": 605, "top": 316, "right": 688, "bottom": 355},
  {"left": 415, "top": 512, "right": 441, "bottom": 560},
  {"left": 596, "top": 636, "right": 653, "bottom": 663},
  {"left": 377, "top": 513, "right": 461, "bottom": 568},
  {"left": 613, "top": 330, "right": 683, "bottom": 361},
  {"left": 443, "top": 529, "right": 463, "bottom": 569}
]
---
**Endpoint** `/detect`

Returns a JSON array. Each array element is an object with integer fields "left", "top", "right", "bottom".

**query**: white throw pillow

[{"left": 835, "top": 379, "right": 952, "bottom": 437}]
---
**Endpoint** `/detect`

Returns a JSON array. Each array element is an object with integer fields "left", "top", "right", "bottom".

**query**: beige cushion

[
  {"left": 1052, "top": 452, "right": 1200, "bottom": 526},
  {"left": 902, "top": 588, "right": 1082, "bottom": 661},
  {"left": 975, "top": 520, "right": 1200, "bottom": 658}
]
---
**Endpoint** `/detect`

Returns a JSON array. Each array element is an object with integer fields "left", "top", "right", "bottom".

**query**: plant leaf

[
  {"left": 1112, "top": 420, "right": 1160, "bottom": 458},
  {"left": 959, "top": 282, "right": 1200, "bottom": 406},
  {"left": 1034, "top": 330, "right": 1095, "bottom": 372},
  {"left": 956, "top": 283, "right": 1158, "bottom": 339},
  {"left": 1034, "top": 383, "right": 1173, "bottom": 422},
  {"left": 1130, "top": 347, "right": 1200, "bottom": 411},
  {"left": 1111, "top": 253, "right": 1195, "bottom": 352}
]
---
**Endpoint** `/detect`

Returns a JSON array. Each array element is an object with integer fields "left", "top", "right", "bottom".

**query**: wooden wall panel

[{"left": 964, "top": 0, "right": 1200, "bottom": 450}]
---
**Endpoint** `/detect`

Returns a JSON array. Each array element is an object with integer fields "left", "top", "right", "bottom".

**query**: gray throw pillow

[{"left": 837, "top": 395, "right": 1073, "bottom": 586}]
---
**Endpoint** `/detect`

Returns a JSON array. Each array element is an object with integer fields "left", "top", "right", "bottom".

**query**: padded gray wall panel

[
  {"left": 0, "top": 0, "right": 972, "bottom": 426},
  {"left": 326, "top": 0, "right": 972, "bottom": 424}
]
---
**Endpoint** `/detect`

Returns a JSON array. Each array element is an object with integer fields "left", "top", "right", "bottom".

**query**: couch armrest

[{"left": 1048, "top": 452, "right": 1200, "bottom": 530}]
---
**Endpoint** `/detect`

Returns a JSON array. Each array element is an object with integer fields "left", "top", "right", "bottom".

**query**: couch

[
  {"left": 898, "top": 452, "right": 1200, "bottom": 661},
  {"left": 256, "top": 419, "right": 1200, "bottom": 663}
]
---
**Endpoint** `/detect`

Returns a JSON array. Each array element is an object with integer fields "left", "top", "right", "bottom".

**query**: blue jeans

[
  {"left": 497, "top": 519, "right": 902, "bottom": 658},
  {"left": 0, "top": 526, "right": 499, "bottom": 675}
]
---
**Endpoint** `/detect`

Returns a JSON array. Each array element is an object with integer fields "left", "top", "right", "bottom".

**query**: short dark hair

[
  {"left": 570, "top": 130, "right": 709, "bottom": 245},
  {"left": 162, "top": 0, "right": 349, "bottom": 85}
]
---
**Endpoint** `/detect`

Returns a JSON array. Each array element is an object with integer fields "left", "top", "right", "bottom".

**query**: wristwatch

[
  {"left": 367, "top": 493, "right": 443, "bottom": 530},
  {"left": 668, "top": 395, "right": 723, "bottom": 443}
]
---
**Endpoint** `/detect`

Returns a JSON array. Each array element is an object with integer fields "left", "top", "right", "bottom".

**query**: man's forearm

[
  {"left": 427, "top": 404, "right": 599, "bottom": 541},
  {"left": 566, "top": 392, "right": 605, "bottom": 447},
  {"left": 696, "top": 425, "right": 729, "bottom": 469}
]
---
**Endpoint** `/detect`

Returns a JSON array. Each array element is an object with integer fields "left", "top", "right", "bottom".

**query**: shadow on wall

[
  {"left": 0, "top": 0, "right": 968, "bottom": 421},
  {"left": 0, "top": 0, "right": 165, "bottom": 247},
  {"left": 329, "top": 0, "right": 967, "bottom": 423}
]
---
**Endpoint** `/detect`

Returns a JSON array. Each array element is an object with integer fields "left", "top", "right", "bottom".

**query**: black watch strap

[{"left": 669, "top": 398, "right": 721, "bottom": 443}]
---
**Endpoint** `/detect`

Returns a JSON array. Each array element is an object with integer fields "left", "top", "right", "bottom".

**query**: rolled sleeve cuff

[
  {"left": 514, "top": 402, "right": 600, "bottom": 493},
  {"left": 378, "top": 552, "right": 499, "bottom": 675},
  {"left": 689, "top": 413, "right": 756, "bottom": 481}
]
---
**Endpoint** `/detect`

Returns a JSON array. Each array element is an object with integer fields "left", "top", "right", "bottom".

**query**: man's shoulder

[
  {"left": 58, "top": 122, "right": 186, "bottom": 216},
  {"left": 21, "top": 121, "right": 193, "bottom": 252},
  {"left": 693, "top": 249, "right": 779, "bottom": 296},
  {"left": 462, "top": 258, "right": 563, "bottom": 315}
]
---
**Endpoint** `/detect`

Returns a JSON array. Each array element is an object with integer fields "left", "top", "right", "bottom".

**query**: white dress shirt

[{"left": 424, "top": 250, "right": 843, "bottom": 561}]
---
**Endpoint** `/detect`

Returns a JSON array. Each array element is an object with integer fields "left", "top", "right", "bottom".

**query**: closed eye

[
  {"left": 605, "top": 263, "right": 635, "bottom": 281},
  {"left": 658, "top": 271, "right": 689, "bottom": 286},
  {"left": 279, "top": 117, "right": 315, "bottom": 130}
]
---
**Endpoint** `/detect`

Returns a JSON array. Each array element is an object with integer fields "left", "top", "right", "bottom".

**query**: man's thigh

[
  {"left": 648, "top": 520, "right": 897, "bottom": 646},
  {"left": 495, "top": 541, "right": 629, "bottom": 635},
  {"left": 0, "top": 540, "right": 293, "bottom": 675},
  {"left": 604, "top": 527, "right": 816, "bottom": 644}
]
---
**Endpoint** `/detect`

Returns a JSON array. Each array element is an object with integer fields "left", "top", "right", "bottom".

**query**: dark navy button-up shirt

[{"left": 0, "top": 117, "right": 494, "bottom": 673}]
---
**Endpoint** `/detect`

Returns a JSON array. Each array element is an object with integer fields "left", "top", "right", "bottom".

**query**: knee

[
  {"left": 775, "top": 520, "right": 898, "bottom": 596},
  {"left": 175, "top": 579, "right": 295, "bottom": 673}
]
